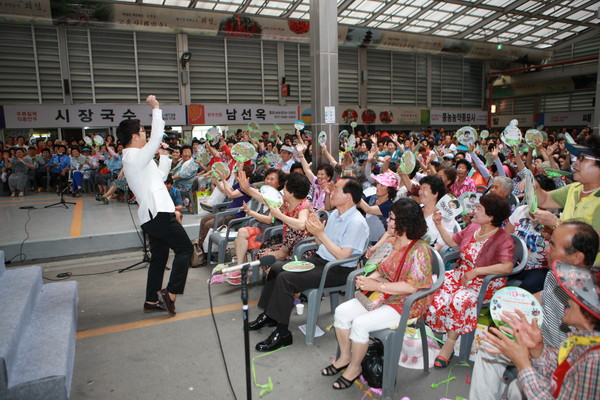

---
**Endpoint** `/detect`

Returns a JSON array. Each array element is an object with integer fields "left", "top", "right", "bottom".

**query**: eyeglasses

[{"left": 576, "top": 154, "right": 600, "bottom": 163}]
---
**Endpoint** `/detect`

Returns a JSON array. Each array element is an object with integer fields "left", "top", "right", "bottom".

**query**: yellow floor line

[
  {"left": 69, "top": 200, "right": 84, "bottom": 237},
  {"left": 77, "top": 300, "right": 259, "bottom": 340}
]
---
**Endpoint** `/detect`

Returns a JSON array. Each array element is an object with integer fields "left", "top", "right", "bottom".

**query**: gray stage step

[
  {"left": 0, "top": 266, "right": 43, "bottom": 393},
  {"left": 7, "top": 281, "right": 78, "bottom": 400},
  {"left": 0, "top": 251, "right": 78, "bottom": 400}
]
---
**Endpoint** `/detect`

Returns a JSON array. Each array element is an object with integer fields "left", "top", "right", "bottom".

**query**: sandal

[
  {"left": 434, "top": 351, "right": 454, "bottom": 369},
  {"left": 332, "top": 373, "right": 360, "bottom": 390},
  {"left": 321, "top": 363, "right": 349, "bottom": 376},
  {"left": 102, "top": 196, "right": 109, "bottom": 205}
]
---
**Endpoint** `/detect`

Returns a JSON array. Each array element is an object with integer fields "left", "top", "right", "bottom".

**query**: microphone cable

[{"left": 207, "top": 278, "right": 239, "bottom": 400}]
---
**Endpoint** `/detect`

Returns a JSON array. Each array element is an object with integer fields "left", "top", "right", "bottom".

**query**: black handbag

[{"left": 360, "top": 338, "right": 384, "bottom": 388}]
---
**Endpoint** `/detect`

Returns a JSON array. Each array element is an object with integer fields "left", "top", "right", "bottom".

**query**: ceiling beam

[
  {"left": 439, "top": 0, "right": 596, "bottom": 28},
  {"left": 337, "top": 0, "right": 357, "bottom": 14},
  {"left": 282, "top": 0, "right": 305, "bottom": 18},
  {"left": 454, "top": 0, "right": 530, "bottom": 39},
  {"left": 394, "top": 1, "right": 438, "bottom": 31},
  {"left": 550, "top": 27, "right": 600, "bottom": 51},
  {"left": 359, "top": 0, "right": 397, "bottom": 27},
  {"left": 506, "top": 2, "right": 599, "bottom": 46},
  {"left": 237, "top": 0, "right": 253, "bottom": 14}
]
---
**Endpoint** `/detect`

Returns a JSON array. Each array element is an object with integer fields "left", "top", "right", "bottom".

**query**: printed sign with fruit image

[
  {"left": 379, "top": 110, "right": 393, "bottom": 124},
  {"left": 361, "top": 109, "right": 376, "bottom": 125},
  {"left": 342, "top": 108, "right": 358, "bottom": 124},
  {"left": 218, "top": 14, "right": 262, "bottom": 38},
  {"left": 288, "top": 20, "right": 310, "bottom": 35}
]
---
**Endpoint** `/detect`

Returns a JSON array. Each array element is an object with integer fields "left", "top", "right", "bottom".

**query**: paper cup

[{"left": 296, "top": 303, "right": 305, "bottom": 315}]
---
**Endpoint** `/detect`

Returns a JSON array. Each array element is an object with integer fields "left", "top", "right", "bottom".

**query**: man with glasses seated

[{"left": 533, "top": 135, "right": 600, "bottom": 237}]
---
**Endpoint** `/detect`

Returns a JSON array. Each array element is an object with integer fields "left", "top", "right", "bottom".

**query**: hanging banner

[
  {"left": 3, "top": 103, "right": 187, "bottom": 128},
  {"left": 0, "top": 1, "right": 550, "bottom": 62},
  {"left": 543, "top": 111, "right": 594, "bottom": 127},
  {"left": 430, "top": 109, "right": 488, "bottom": 126},
  {"left": 187, "top": 104, "right": 298, "bottom": 125},
  {"left": 491, "top": 114, "right": 534, "bottom": 128}
]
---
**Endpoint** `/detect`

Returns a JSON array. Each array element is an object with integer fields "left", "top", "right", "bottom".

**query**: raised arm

[
  {"left": 129, "top": 95, "right": 165, "bottom": 168},
  {"left": 296, "top": 143, "right": 316, "bottom": 182},
  {"left": 237, "top": 165, "right": 266, "bottom": 204},
  {"left": 470, "top": 147, "right": 491, "bottom": 182},
  {"left": 321, "top": 145, "right": 339, "bottom": 167}
]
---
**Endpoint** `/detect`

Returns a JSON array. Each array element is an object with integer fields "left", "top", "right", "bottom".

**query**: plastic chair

[
  {"left": 358, "top": 248, "right": 445, "bottom": 400},
  {"left": 295, "top": 238, "right": 367, "bottom": 345},
  {"left": 441, "top": 234, "right": 528, "bottom": 363},
  {"left": 247, "top": 224, "right": 283, "bottom": 286},
  {"left": 508, "top": 193, "right": 520, "bottom": 208},
  {"left": 206, "top": 199, "right": 259, "bottom": 267}
]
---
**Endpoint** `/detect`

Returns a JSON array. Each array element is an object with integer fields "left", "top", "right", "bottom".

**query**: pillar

[{"left": 309, "top": 0, "right": 339, "bottom": 169}]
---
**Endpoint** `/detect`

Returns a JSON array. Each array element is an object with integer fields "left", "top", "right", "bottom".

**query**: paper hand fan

[{"left": 260, "top": 185, "right": 283, "bottom": 208}]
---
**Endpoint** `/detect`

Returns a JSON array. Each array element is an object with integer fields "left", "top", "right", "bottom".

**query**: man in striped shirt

[{"left": 469, "top": 220, "right": 599, "bottom": 400}]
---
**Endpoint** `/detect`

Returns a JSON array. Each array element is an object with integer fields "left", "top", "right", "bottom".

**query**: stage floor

[{"left": 0, "top": 191, "right": 203, "bottom": 263}]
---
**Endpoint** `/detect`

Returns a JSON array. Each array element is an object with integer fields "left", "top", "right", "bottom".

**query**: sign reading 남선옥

[{"left": 187, "top": 104, "right": 298, "bottom": 125}]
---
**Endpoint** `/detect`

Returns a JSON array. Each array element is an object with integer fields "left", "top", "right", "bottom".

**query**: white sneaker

[
  {"left": 10, "top": 192, "right": 16, "bottom": 197},
  {"left": 18, "top": 192, "right": 24, "bottom": 197}
]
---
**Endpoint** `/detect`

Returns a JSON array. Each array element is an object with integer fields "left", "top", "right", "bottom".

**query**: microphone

[{"left": 213, "top": 255, "right": 277, "bottom": 275}]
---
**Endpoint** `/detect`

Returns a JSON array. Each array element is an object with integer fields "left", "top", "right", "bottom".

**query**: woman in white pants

[{"left": 322, "top": 198, "right": 434, "bottom": 390}]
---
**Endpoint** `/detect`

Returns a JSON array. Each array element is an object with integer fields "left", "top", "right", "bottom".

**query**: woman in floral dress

[
  {"left": 426, "top": 193, "right": 514, "bottom": 368},
  {"left": 254, "top": 172, "right": 313, "bottom": 261},
  {"left": 323, "top": 198, "right": 433, "bottom": 390}
]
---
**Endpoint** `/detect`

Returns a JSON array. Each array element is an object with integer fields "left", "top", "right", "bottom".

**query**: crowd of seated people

[
  {"left": 1, "top": 122, "right": 599, "bottom": 395},
  {"left": 190, "top": 124, "right": 599, "bottom": 396}
]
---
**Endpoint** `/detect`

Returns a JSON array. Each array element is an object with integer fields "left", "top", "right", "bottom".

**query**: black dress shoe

[
  {"left": 248, "top": 313, "right": 277, "bottom": 331},
  {"left": 255, "top": 330, "right": 292, "bottom": 352},
  {"left": 157, "top": 289, "right": 176, "bottom": 316},
  {"left": 143, "top": 302, "right": 167, "bottom": 313}
]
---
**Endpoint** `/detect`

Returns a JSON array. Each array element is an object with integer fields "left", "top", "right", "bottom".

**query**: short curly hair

[
  {"left": 264, "top": 168, "right": 286, "bottom": 191},
  {"left": 390, "top": 198, "right": 428, "bottom": 240},
  {"left": 479, "top": 193, "right": 511, "bottom": 227},
  {"left": 285, "top": 172, "right": 311, "bottom": 199}
]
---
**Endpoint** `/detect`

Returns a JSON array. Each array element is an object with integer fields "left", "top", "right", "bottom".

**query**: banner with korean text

[
  {"left": 430, "top": 110, "right": 488, "bottom": 126},
  {"left": 543, "top": 111, "right": 594, "bottom": 127},
  {"left": 2, "top": 104, "right": 187, "bottom": 128},
  {"left": 187, "top": 104, "right": 298, "bottom": 125}
]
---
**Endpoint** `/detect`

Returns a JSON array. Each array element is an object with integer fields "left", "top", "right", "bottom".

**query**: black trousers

[
  {"left": 258, "top": 254, "right": 352, "bottom": 325},
  {"left": 142, "top": 212, "right": 193, "bottom": 302}
]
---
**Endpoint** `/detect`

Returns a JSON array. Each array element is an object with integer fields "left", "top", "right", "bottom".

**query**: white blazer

[{"left": 122, "top": 108, "right": 174, "bottom": 225}]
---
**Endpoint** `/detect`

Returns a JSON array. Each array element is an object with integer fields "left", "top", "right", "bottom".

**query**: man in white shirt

[
  {"left": 279, "top": 146, "right": 296, "bottom": 172},
  {"left": 117, "top": 95, "right": 192, "bottom": 316}
]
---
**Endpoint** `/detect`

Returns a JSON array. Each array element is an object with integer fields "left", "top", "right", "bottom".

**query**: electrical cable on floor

[
  {"left": 207, "top": 279, "right": 239, "bottom": 400},
  {"left": 7, "top": 206, "right": 36, "bottom": 264},
  {"left": 42, "top": 265, "right": 146, "bottom": 281}
]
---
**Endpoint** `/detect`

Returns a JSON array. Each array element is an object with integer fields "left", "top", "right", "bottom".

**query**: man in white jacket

[{"left": 117, "top": 95, "right": 192, "bottom": 316}]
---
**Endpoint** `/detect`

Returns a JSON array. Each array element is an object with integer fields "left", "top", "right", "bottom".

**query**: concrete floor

[
  {"left": 13, "top": 252, "right": 473, "bottom": 400},
  {"left": 4, "top": 192, "right": 474, "bottom": 400}
]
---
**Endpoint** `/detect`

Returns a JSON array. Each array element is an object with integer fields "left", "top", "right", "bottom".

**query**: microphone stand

[{"left": 240, "top": 265, "right": 252, "bottom": 400}]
